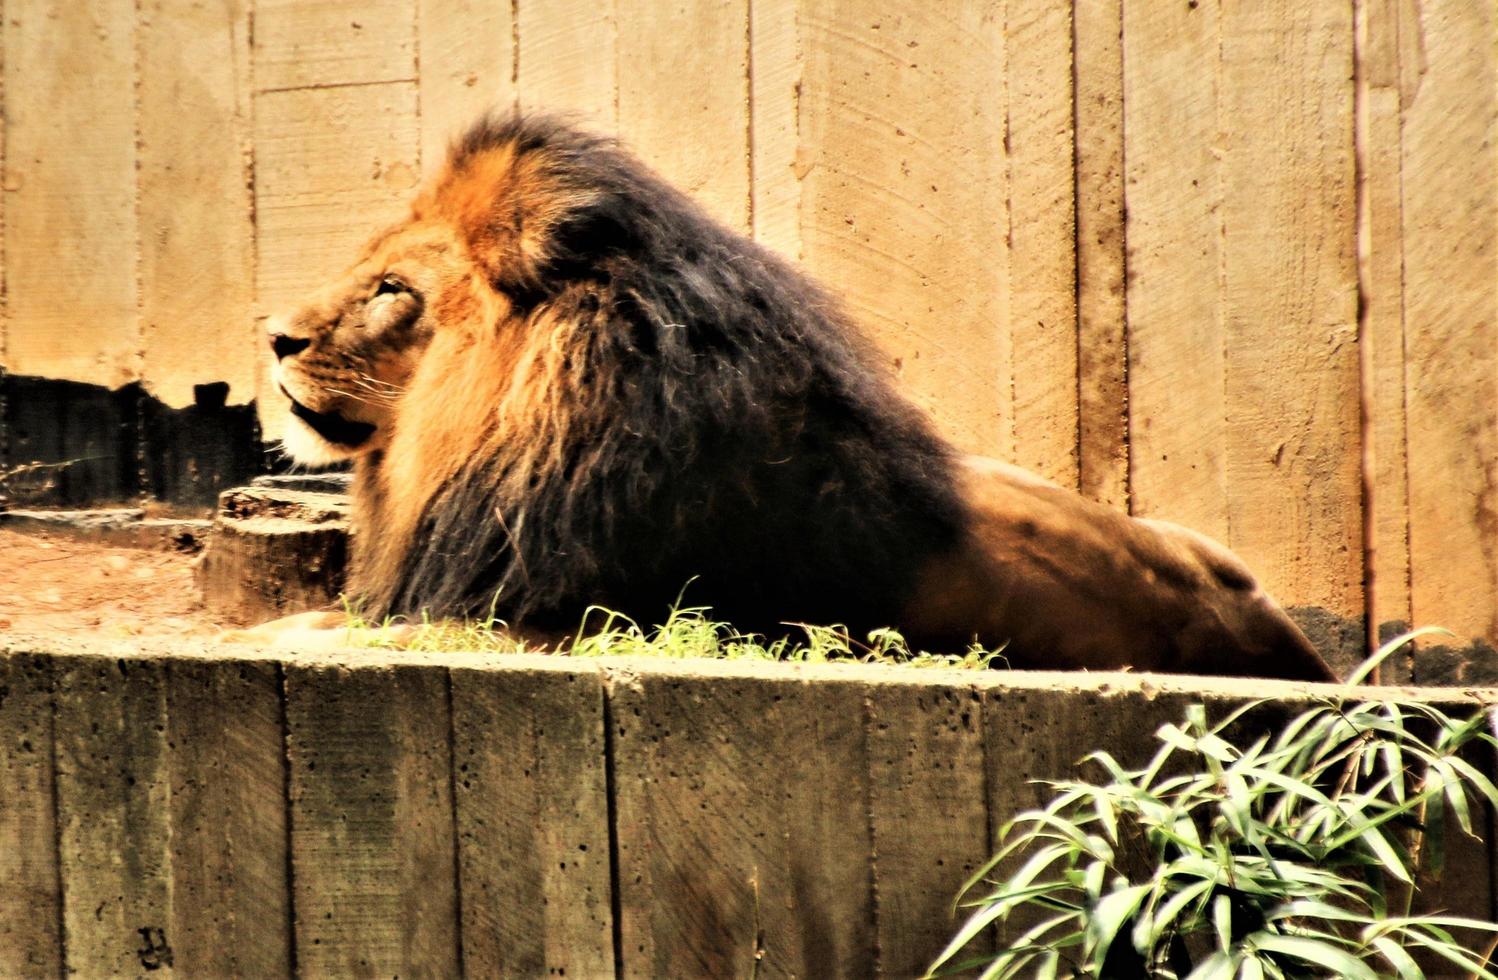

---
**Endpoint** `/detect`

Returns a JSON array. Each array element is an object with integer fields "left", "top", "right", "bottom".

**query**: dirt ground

[{"left": 0, "top": 528, "right": 218, "bottom": 640}]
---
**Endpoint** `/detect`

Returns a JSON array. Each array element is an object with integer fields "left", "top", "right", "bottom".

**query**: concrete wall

[{"left": 2, "top": 640, "right": 1494, "bottom": 978}]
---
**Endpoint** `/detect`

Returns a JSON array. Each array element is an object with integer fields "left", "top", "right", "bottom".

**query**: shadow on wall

[{"left": 0, "top": 374, "right": 270, "bottom": 510}]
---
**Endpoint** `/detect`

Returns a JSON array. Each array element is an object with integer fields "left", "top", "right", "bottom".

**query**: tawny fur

[{"left": 266, "top": 113, "right": 1336, "bottom": 681}]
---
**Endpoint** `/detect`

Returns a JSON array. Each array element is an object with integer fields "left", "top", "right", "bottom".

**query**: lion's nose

[{"left": 270, "top": 332, "right": 310, "bottom": 360}]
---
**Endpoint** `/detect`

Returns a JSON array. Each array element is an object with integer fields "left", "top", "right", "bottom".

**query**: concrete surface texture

[
  {"left": 2, "top": 639, "right": 1495, "bottom": 978},
  {"left": 0, "top": 1, "right": 1493, "bottom": 664}
]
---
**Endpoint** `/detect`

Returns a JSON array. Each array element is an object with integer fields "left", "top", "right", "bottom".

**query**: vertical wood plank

[
  {"left": 515, "top": 0, "right": 619, "bottom": 128},
  {"left": 284, "top": 661, "right": 460, "bottom": 977},
  {"left": 251, "top": 1, "right": 421, "bottom": 441},
  {"left": 748, "top": 0, "right": 805, "bottom": 257},
  {"left": 1401, "top": 0, "right": 1498, "bottom": 675},
  {"left": 610, "top": 664, "right": 875, "bottom": 979},
  {"left": 53, "top": 655, "right": 174, "bottom": 978},
  {"left": 796, "top": 0, "right": 1012, "bottom": 457},
  {"left": 252, "top": 82, "right": 420, "bottom": 439},
  {"left": 451, "top": 659, "right": 613, "bottom": 977},
  {"left": 1356, "top": 0, "right": 1413, "bottom": 661},
  {"left": 1007, "top": 0, "right": 1079, "bottom": 488},
  {"left": 252, "top": 85, "right": 421, "bottom": 313},
  {"left": 138, "top": 0, "right": 256, "bottom": 410},
  {"left": 616, "top": 0, "right": 752, "bottom": 231},
  {"left": 2, "top": 0, "right": 138, "bottom": 387},
  {"left": 1073, "top": 0, "right": 1130, "bottom": 509},
  {"left": 165, "top": 657, "right": 292, "bottom": 978},
  {"left": 253, "top": 0, "right": 417, "bottom": 92},
  {"left": 417, "top": 0, "right": 516, "bottom": 173},
  {"left": 1121, "top": 0, "right": 1227, "bottom": 538},
  {"left": 0, "top": 653, "right": 62, "bottom": 977},
  {"left": 1220, "top": 0, "right": 1362, "bottom": 664},
  {"left": 866, "top": 678, "right": 991, "bottom": 976}
]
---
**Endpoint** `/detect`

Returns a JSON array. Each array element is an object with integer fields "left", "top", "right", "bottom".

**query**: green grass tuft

[{"left": 341, "top": 596, "right": 1008, "bottom": 670}]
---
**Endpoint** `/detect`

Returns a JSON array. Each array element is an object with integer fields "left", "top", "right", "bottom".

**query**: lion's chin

[
  {"left": 279, "top": 394, "right": 379, "bottom": 465},
  {"left": 280, "top": 417, "right": 367, "bottom": 465}
]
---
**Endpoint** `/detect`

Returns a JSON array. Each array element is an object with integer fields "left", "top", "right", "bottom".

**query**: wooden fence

[
  {"left": 0, "top": 1, "right": 1494, "bottom": 668},
  {"left": 2, "top": 641, "right": 1494, "bottom": 978}
]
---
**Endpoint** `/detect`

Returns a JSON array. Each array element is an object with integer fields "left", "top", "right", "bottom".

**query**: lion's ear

[{"left": 420, "top": 145, "right": 608, "bottom": 299}]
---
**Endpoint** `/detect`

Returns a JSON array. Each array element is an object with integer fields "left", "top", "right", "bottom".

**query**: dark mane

[{"left": 359, "top": 112, "right": 966, "bottom": 634}]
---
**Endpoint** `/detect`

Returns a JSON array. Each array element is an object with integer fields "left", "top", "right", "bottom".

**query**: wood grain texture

[
  {"left": 138, "top": 0, "right": 256, "bottom": 409},
  {"left": 284, "top": 661, "right": 460, "bottom": 977},
  {"left": 1220, "top": 0, "right": 1361, "bottom": 636},
  {"left": 1400, "top": 0, "right": 1498, "bottom": 662},
  {"left": 866, "top": 678, "right": 991, "bottom": 976},
  {"left": 610, "top": 665, "right": 875, "bottom": 979},
  {"left": 52, "top": 655, "right": 173, "bottom": 978},
  {"left": 516, "top": 0, "right": 618, "bottom": 127},
  {"left": 451, "top": 660, "right": 613, "bottom": 977},
  {"left": 616, "top": 0, "right": 751, "bottom": 231},
  {"left": 1356, "top": 0, "right": 1412, "bottom": 657},
  {"left": 0, "top": 653, "right": 61, "bottom": 977},
  {"left": 2, "top": 0, "right": 139, "bottom": 387},
  {"left": 1007, "top": 0, "right": 1079, "bottom": 488},
  {"left": 252, "top": 81, "right": 420, "bottom": 437},
  {"left": 417, "top": 0, "right": 516, "bottom": 173},
  {"left": 1121, "top": 0, "right": 1227, "bottom": 538},
  {"left": 164, "top": 657, "right": 292, "bottom": 977},
  {"left": 253, "top": 0, "right": 417, "bottom": 92},
  {"left": 748, "top": 0, "right": 805, "bottom": 258},
  {"left": 796, "top": 0, "right": 1012, "bottom": 457},
  {"left": 1073, "top": 0, "right": 1129, "bottom": 509}
]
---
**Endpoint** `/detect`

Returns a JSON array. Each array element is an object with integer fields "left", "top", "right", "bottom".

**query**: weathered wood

[
  {"left": 747, "top": 0, "right": 804, "bottom": 258},
  {"left": 1121, "top": 0, "right": 1228, "bottom": 538},
  {"left": 616, "top": 0, "right": 751, "bottom": 231},
  {"left": 451, "top": 657, "right": 613, "bottom": 976},
  {"left": 1356, "top": 0, "right": 1412, "bottom": 672},
  {"left": 1220, "top": 0, "right": 1362, "bottom": 668},
  {"left": 418, "top": 0, "right": 516, "bottom": 172},
  {"left": 195, "top": 487, "right": 351, "bottom": 625},
  {"left": 515, "top": 0, "right": 619, "bottom": 127},
  {"left": 164, "top": 656, "right": 292, "bottom": 977},
  {"left": 283, "top": 660, "right": 460, "bottom": 977},
  {"left": 1007, "top": 0, "right": 1079, "bottom": 488},
  {"left": 1400, "top": 0, "right": 1498, "bottom": 680},
  {"left": 794, "top": 1, "right": 1012, "bottom": 457},
  {"left": 52, "top": 654, "right": 173, "bottom": 977},
  {"left": 2, "top": 0, "right": 138, "bottom": 388},
  {"left": 1073, "top": 0, "right": 1129, "bottom": 509},
  {"left": 251, "top": 81, "right": 421, "bottom": 439},
  {"left": 610, "top": 661, "right": 875, "bottom": 979},
  {"left": 866, "top": 676, "right": 991, "bottom": 977},
  {"left": 0, "top": 653, "right": 62, "bottom": 977},
  {"left": 253, "top": 0, "right": 417, "bottom": 92},
  {"left": 137, "top": 0, "right": 256, "bottom": 412}
]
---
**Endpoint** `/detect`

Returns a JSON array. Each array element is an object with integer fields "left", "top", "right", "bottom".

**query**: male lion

[{"left": 265, "top": 113, "right": 1335, "bottom": 681}]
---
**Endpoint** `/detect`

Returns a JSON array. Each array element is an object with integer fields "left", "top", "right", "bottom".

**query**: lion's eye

[{"left": 374, "top": 276, "right": 406, "bottom": 298}]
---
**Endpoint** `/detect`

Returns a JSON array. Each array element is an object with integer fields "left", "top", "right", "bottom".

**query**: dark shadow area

[{"left": 1, "top": 373, "right": 272, "bottom": 510}]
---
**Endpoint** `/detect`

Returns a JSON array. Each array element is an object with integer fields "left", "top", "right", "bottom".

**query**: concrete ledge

[{"left": 2, "top": 640, "right": 1495, "bottom": 978}]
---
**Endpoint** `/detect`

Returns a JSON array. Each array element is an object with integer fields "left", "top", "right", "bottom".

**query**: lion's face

[{"left": 269, "top": 222, "right": 482, "bottom": 465}]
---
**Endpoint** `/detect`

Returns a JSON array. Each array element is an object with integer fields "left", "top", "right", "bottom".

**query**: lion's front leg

[{"left": 218, "top": 609, "right": 419, "bottom": 650}]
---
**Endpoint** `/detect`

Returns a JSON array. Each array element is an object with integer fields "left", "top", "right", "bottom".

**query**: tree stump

[{"left": 196, "top": 483, "right": 352, "bottom": 626}]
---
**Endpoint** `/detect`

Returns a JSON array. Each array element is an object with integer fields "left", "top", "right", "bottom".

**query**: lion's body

[{"left": 266, "top": 114, "right": 1335, "bottom": 682}]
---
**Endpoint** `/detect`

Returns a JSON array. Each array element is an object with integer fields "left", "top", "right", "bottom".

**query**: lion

[{"left": 261, "top": 112, "right": 1336, "bottom": 681}]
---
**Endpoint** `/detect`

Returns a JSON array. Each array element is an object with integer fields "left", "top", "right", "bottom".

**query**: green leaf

[
  {"left": 1250, "top": 934, "right": 1378, "bottom": 980},
  {"left": 1085, "top": 884, "right": 1152, "bottom": 969},
  {"left": 1368, "top": 935, "right": 1422, "bottom": 980}
]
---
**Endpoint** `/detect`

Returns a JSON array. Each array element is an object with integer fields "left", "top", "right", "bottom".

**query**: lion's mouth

[{"left": 282, "top": 387, "right": 377, "bottom": 447}]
